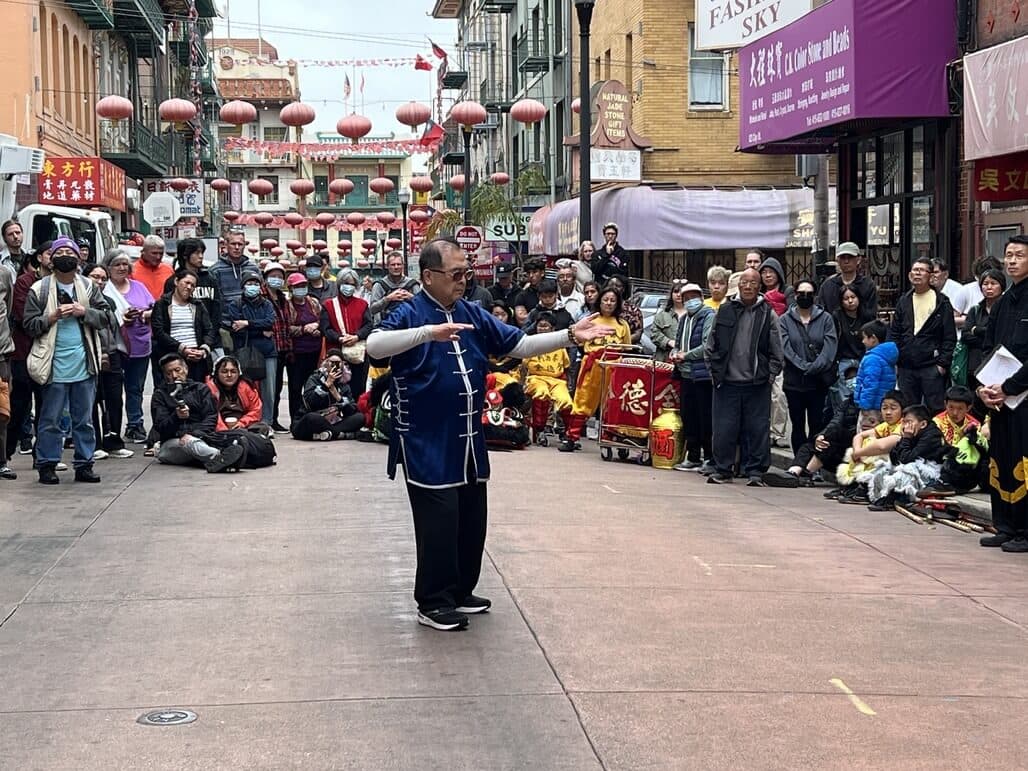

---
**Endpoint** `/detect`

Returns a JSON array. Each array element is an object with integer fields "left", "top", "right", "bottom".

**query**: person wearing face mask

[
  {"left": 669, "top": 284, "right": 715, "bottom": 472},
  {"left": 778, "top": 280, "right": 839, "bottom": 455},
  {"left": 301, "top": 255, "right": 337, "bottom": 302},
  {"left": 284, "top": 272, "right": 323, "bottom": 425},
  {"left": 261, "top": 262, "right": 293, "bottom": 433},
  {"left": 22, "top": 237, "right": 112, "bottom": 484},
  {"left": 320, "top": 268, "right": 372, "bottom": 395},
  {"left": 222, "top": 269, "right": 278, "bottom": 423}
]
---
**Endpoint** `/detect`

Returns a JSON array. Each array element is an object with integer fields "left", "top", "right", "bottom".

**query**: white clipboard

[{"left": 978, "top": 346, "right": 1028, "bottom": 409}]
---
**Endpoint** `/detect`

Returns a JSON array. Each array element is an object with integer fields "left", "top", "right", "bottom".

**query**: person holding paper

[{"left": 977, "top": 235, "right": 1028, "bottom": 552}]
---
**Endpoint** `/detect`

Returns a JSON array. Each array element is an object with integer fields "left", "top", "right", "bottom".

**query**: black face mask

[
  {"left": 796, "top": 293, "right": 815, "bottom": 310},
  {"left": 52, "top": 254, "right": 78, "bottom": 273}
]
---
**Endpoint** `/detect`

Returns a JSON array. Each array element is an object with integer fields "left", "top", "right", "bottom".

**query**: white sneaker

[
  {"left": 314, "top": 431, "right": 333, "bottom": 441},
  {"left": 92, "top": 450, "right": 109, "bottom": 461},
  {"left": 108, "top": 448, "right": 135, "bottom": 459},
  {"left": 55, "top": 462, "right": 68, "bottom": 471}
]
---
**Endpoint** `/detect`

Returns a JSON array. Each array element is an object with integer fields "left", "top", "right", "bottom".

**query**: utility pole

[{"left": 813, "top": 154, "right": 830, "bottom": 281}]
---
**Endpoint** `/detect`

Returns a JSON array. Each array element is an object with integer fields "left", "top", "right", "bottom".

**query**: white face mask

[{"left": 339, "top": 284, "right": 356, "bottom": 297}]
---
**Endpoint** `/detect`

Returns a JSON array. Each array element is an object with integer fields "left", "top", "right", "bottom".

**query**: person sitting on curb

[
  {"left": 151, "top": 353, "right": 245, "bottom": 473},
  {"left": 206, "top": 355, "right": 263, "bottom": 432},
  {"left": 834, "top": 391, "right": 906, "bottom": 503},
  {"left": 290, "top": 349, "right": 365, "bottom": 441}
]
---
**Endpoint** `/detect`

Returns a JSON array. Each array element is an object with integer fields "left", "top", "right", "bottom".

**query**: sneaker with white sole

[
  {"left": 673, "top": 460, "right": 702, "bottom": 472},
  {"left": 55, "top": 462, "right": 68, "bottom": 472},
  {"left": 313, "top": 431, "right": 333, "bottom": 441},
  {"left": 455, "top": 595, "right": 491, "bottom": 614},
  {"left": 417, "top": 608, "right": 469, "bottom": 631},
  {"left": 92, "top": 450, "right": 109, "bottom": 461},
  {"left": 108, "top": 448, "right": 135, "bottom": 459},
  {"left": 18, "top": 438, "right": 33, "bottom": 455}
]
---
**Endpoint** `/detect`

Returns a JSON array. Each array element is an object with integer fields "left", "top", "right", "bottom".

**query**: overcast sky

[{"left": 214, "top": 0, "right": 457, "bottom": 138}]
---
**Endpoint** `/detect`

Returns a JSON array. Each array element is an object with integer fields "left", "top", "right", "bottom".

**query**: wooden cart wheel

[{"left": 600, "top": 446, "right": 613, "bottom": 461}]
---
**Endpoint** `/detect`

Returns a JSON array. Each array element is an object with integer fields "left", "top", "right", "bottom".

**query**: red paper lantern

[
  {"left": 262, "top": 238, "right": 279, "bottom": 248},
  {"left": 386, "top": 237, "right": 402, "bottom": 249},
  {"left": 270, "top": 246, "right": 285, "bottom": 257},
  {"left": 311, "top": 239, "right": 328, "bottom": 250},
  {"left": 491, "top": 171, "right": 510, "bottom": 186},
  {"left": 315, "top": 212, "right": 336, "bottom": 227},
  {"left": 169, "top": 177, "right": 191, "bottom": 192},
  {"left": 210, "top": 178, "right": 231, "bottom": 192},
  {"left": 395, "top": 101, "right": 432, "bottom": 129},
  {"left": 336, "top": 113, "right": 372, "bottom": 143},
  {"left": 283, "top": 212, "right": 304, "bottom": 226},
  {"left": 220, "top": 100, "right": 257, "bottom": 125},
  {"left": 510, "top": 98, "right": 547, "bottom": 124},
  {"left": 289, "top": 179, "right": 315, "bottom": 197},
  {"left": 337, "top": 240, "right": 352, "bottom": 251},
  {"left": 376, "top": 212, "right": 396, "bottom": 226},
  {"left": 361, "top": 238, "right": 378, "bottom": 249},
  {"left": 448, "top": 174, "right": 466, "bottom": 192},
  {"left": 254, "top": 212, "right": 275, "bottom": 226},
  {"left": 571, "top": 97, "right": 582, "bottom": 115},
  {"left": 329, "top": 178, "right": 355, "bottom": 196},
  {"left": 346, "top": 212, "right": 366, "bottom": 227},
  {"left": 293, "top": 246, "right": 308, "bottom": 258},
  {"left": 280, "top": 102, "right": 316, "bottom": 127},
  {"left": 450, "top": 100, "right": 487, "bottom": 129},
  {"left": 409, "top": 175, "right": 434, "bottom": 194},
  {"left": 285, "top": 239, "right": 302, "bottom": 250},
  {"left": 338, "top": 260, "right": 351, "bottom": 268},
  {"left": 370, "top": 177, "right": 395, "bottom": 195},
  {"left": 409, "top": 210, "right": 430, "bottom": 224},
  {"left": 223, "top": 211, "right": 241, "bottom": 222},
  {"left": 96, "top": 94, "right": 133, "bottom": 121},
  {"left": 356, "top": 258, "right": 369, "bottom": 268},
  {"left": 361, "top": 248, "right": 374, "bottom": 257},
  {"left": 158, "top": 98, "right": 197, "bottom": 123},
  {"left": 247, "top": 245, "right": 259, "bottom": 254},
  {"left": 248, "top": 178, "right": 275, "bottom": 197}
]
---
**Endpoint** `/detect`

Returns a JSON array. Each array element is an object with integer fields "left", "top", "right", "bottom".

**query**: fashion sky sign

[{"left": 695, "top": 0, "right": 812, "bottom": 50}]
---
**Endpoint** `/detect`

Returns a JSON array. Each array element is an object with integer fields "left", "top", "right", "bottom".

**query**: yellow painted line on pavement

[{"left": 830, "top": 678, "right": 877, "bottom": 716}]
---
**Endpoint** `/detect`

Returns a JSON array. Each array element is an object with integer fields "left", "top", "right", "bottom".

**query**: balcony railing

[
  {"left": 225, "top": 148, "right": 294, "bottom": 166},
  {"left": 517, "top": 158, "right": 551, "bottom": 194},
  {"left": 480, "top": 80, "right": 509, "bottom": 111},
  {"left": 310, "top": 192, "right": 400, "bottom": 209},
  {"left": 516, "top": 34, "right": 550, "bottom": 73},
  {"left": 67, "top": 0, "right": 114, "bottom": 29},
  {"left": 113, "top": 0, "right": 165, "bottom": 40},
  {"left": 99, "top": 117, "right": 169, "bottom": 177}
]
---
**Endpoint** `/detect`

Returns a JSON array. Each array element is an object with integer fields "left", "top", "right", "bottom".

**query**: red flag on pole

[
  {"left": 429, "top": 39, "right": 448, "bottom": 59},
  {"left": 414, "top": 54, "right": 433, "bottom": 71},
  {"left": 419, "top": 119, "right": 445, "bottom": 146}
]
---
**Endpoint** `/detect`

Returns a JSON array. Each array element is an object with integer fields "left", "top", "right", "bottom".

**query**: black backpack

[{"left": 204, "top": 428, "right": 277, "bottom": 469}]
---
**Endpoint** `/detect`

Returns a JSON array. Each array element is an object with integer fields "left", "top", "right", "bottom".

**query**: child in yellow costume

[
  {"left": 522, "top": 314, "right": 574, "bottom": 440},
  {"left": 836, "top": 390, "right": 905, "bottom": 487},
  {"left": 558, "top": 288, "right": 632, "bottom": 452}
]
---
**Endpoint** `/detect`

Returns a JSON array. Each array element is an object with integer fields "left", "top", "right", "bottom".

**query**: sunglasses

[{"left": 428, "top": 268, "right": 474, "bottom": 281}]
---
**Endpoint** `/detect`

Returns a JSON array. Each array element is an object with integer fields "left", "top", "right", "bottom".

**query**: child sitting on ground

[
  {"left": 851, "top": 404, "right": 949, "bottom": 510},
  {"left": 916, "top": 387, "right": 987, "bottom": 497},
  {"left": 933, "top": 386, "right": 980, "bottom": 445},
  {"left": 835, "top": 391, "right": 906, "bottom": 502},
  {"left": 522, "top": 313, "right": 574, "bottom": 442}
]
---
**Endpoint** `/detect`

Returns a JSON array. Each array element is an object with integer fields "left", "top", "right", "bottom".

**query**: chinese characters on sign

[
  {"left": 38, "top": 156, "right": 126, "bottom": 211},
  {"left": 590, "top": 149, "right": 642, "bottom": 183},
  {"left": 695, "top": 0, "right": 813, "bottom": 50},
  {"left": 142, "top": 178, "right": 206, "bottom": 218},
  {"left": 964, "top": 37, "right": 1028, "bottom": 160},
  {"left": 973, "top": 151, "right": 1028, "bottom": 202},
  {"left": 618, "top": 378, "right": 650, "bottom": 417}
]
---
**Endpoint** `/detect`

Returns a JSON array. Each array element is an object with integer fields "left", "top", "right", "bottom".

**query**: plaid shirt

[{"left": 267, "top": 292, "right": 293, "bottom": 353}]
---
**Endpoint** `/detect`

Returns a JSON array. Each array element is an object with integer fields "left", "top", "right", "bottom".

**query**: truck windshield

[{"left": 29, "top": 214, "right": 108, "bottom": 258}]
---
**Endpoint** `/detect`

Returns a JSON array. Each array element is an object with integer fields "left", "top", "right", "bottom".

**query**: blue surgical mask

[
  {"left": 292, "top": 287, "right": 308, "bottom": 299},
  {"left": 685, "top": 298, "right": 704, "bottom": 314},
  {"left": 243, "top": 284, "right": 261, "bottom": 299},
  {"left": 305, "top": 268, "right": 321, "bottom": 280},
  {"left": 266, "top": 276, "right": 284, "bottom": 290},
  {"left": 339, "top": 284, "right": 356, "bottom": 298}
]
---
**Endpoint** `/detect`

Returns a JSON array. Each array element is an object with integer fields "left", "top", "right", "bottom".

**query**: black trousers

[
  {"left": 405, "top": 480, "right": 488, "bottom": 612},
  {"left": 989, "top": 405, "right": 1028, "bottom": 537},
  {"left": 6, "top": 359, "right": 40, "bottom": 461},
  {"left": 785, "top": 386, "right": 829, "bottom": 455},
  {"left": 286, "top": 351, "right": 321, "bottom": 422},
  {"left": 290, "top": 411, "right": 363, "bottom": 440},
  {"left": 93, "top": 352, "right": 126, "bottom": 450},
  {"left": 680, "top": 379, "right": 713, "bottom": 463},
  {"left": 792, "top": 440, "right": 846, "bottom": 474},
  {"left": 897, "top": 365, "right": 947, "bottom": 415},
  {"left": 712, "top": 381, "right": 771, "bottom": 478}
]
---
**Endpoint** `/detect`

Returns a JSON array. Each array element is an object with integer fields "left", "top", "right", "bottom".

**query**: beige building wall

[
  {"left": 0, "top": 2, "right": 97, "bottom": 157},
  {"left": 579, "top": 0, "right": 797, "bottom": 186}
]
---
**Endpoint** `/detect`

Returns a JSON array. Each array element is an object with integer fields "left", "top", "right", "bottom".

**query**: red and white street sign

[{"left": 455, "top": 225, "right": 483, "bottom": 254}]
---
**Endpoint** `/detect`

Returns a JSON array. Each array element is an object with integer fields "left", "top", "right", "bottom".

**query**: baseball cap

[
  {"left": 496, "top": 263, "right": 513, "bottom": 276},
  {"left": 287, "top": 272, "right": 308, "bottom": 286},
  {"left": 679, "top": 282, "right": 703, "bottom": 295},
  {"left": 263, "top": 261, "right": 285, "bottom": 275},
  {"left": 836, "top": 242, "right": 861, "bottom": 258}
]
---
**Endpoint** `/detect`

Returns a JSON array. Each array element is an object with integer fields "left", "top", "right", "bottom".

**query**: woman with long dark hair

[{"left": 206, "top": 355, "right": 263, "bottom": 432}]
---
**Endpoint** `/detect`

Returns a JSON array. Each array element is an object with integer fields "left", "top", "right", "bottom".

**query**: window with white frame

[{"left": 688, "top": 24, "right": 726, "bottom": 109}]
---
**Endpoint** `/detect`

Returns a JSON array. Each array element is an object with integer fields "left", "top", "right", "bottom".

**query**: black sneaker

[
  {"left": 38, "top": 466, "right": 59, "bottom": 485},
  {"left": 747, "top": 476, "right": 766, "bottom": 487},
  {"left": 271, "top": 422, "right": 290, "bottom": 435},
  {"left": 18, "top": 437, "right": 33, "bottom": 455},
  {"left": 125, "top": 427, "right": 147, "bottom": 444},
  {"left": 356, "top": 429, "right": 374, "bottom": 443},
  {"left": 557, "top": 440, "right": 577, "bottom": 452},
  {"left": 1001, "top": 537, "right": 1028, "bottom": 553},
  {"left": 980, "top": 533, "right": 1013, "bottom": 547},
  {"left": 0, "top": 465, "right": 17, "bottom": 480},
  {"left": 74, "top": 466, "right": 101, "bottom": 483},
  {"left": 455, "top": 595, "right": 491, "bottom": 614},
  {"left": 417, "top": 608, "right": 469, "bottom": 631},
  {"left": 205, "top": 443, "right": 245, "bottom": 473},
  {"left": 706, "top": 473, "right": 732, "bottom": 484}
]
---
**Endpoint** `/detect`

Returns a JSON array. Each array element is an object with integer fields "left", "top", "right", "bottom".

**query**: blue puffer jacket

[{"left": 853, "top": 341, "right": 898, "bottom": 410}]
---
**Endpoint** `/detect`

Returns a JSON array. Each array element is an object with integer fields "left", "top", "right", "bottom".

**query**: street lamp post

[
  {"left": 398, "top": 189, "right": 411, "bottom": 264},
  {"left": 575, "top": 0, "right": 595, "bottom": 246},
  {"left": 462, "top": 126, "right": 473, "bottom": 225}
]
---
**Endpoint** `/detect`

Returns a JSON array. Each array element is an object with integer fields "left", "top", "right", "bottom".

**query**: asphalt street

[{"left": 1, "top": 433, "right": 1027, "bottom": 769}]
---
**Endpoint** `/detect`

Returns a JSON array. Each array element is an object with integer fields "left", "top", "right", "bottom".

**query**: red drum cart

[{"left": 596, "top": 347, "right": 680, "bottom": 464}]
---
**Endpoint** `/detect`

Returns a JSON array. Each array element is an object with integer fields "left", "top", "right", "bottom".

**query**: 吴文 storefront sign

[
  {"left": 142, "top": 178, "right": 205, "bottom": 218},
  {"left": 739, "top": 0, "right": 955, "bottom": 152},
  {"left": 38, "top": 156, "right": 126, "bottom": 210},
  {"left": 964, "top": 36, "right": 1028, "bottom": 161},
  {"left": 695, "top": 0, "right": 812, "bottom": 51},
  {"left": 591, "top": 148, "right": 641, "bottom": 183},
  {"left": 973, "top": 151, "right": 1028, "bottom": 202}
]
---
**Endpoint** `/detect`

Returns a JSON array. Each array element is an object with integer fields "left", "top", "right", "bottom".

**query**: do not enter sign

[{"left": 455, "top": 225, "right": 484, "bottom": 254}]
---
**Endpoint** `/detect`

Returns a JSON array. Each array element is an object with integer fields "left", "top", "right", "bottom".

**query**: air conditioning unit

[{"left": 795, "top": 154, "right": 818, "bottom": 178}]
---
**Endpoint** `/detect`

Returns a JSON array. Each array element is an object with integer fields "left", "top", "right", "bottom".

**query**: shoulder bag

[{"left": 331, "top": 299, "right": 366, "bottom": 365}]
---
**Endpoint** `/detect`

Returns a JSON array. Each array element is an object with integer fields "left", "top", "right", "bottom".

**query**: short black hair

[
  {"left": 175, "top": 237, "right": 205, "bottom": 271},
  {"left": 912, "top": 256, "right": 933, "bottom": 271},
  {"left": 173, "top": 267, "right": 196, "bottom": 282},
  {"left": 930, "top": 258, "right": 949, "bottom": 272},
  {"left": 605, "top": 274, "right": 632, "bottom": 296},
  {"left": 1007, "top": 234, "right": 1028, "bottom": 249},
  {"left": 746, "top": 247, "right": 765, "bottom": 258},
  {"left": 534, "top": 311, "right": 556, "bottom": 329},
  {"left": 881, "top": 390, "right": 906, "bottom": 408},
  {"left": 902, "top": 404, "right": 931, "bottom": 423},
  {"left": 537, "top": 278, "right": 558, "bottom": 295},
  {"left": 419, "top": 236, "right": 459, "bottom": 275},
  {"left": 861, "top": 320, "right": 888, "bottom": 342},
  {"left": 979, "top": 268, "right": 1006, "bottom": 289},
  {"left": 973, "top": 256, "right": 1002, "bottom": 278},
  {"left": 159, "top": 352, "right": 186, "bottom": 371},
  {"left": 306, "top": 254, "right": 324, "bottom": 267},
  {"left": 945, "top": 386, "right": 974, "bottom": 405},
  {"left": 322, "top": 348, "right": 344, "bottom": 363},
  {"left": 524, "top": 258, "right": 546, "bottom": 271}
]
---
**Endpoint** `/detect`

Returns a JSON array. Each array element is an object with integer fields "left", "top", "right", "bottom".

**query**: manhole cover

[{"left": 137, "top": 709, "right": 197, "bottom": 726}]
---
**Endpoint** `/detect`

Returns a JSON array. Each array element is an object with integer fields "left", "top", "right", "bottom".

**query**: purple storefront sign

[{"left": 739, "top": 0, "right": 956, "bottom": 152}]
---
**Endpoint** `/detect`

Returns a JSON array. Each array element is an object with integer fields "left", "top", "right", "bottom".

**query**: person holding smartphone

[{"left": 289, "top": 350, "right": 364, "bottom": 441}]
